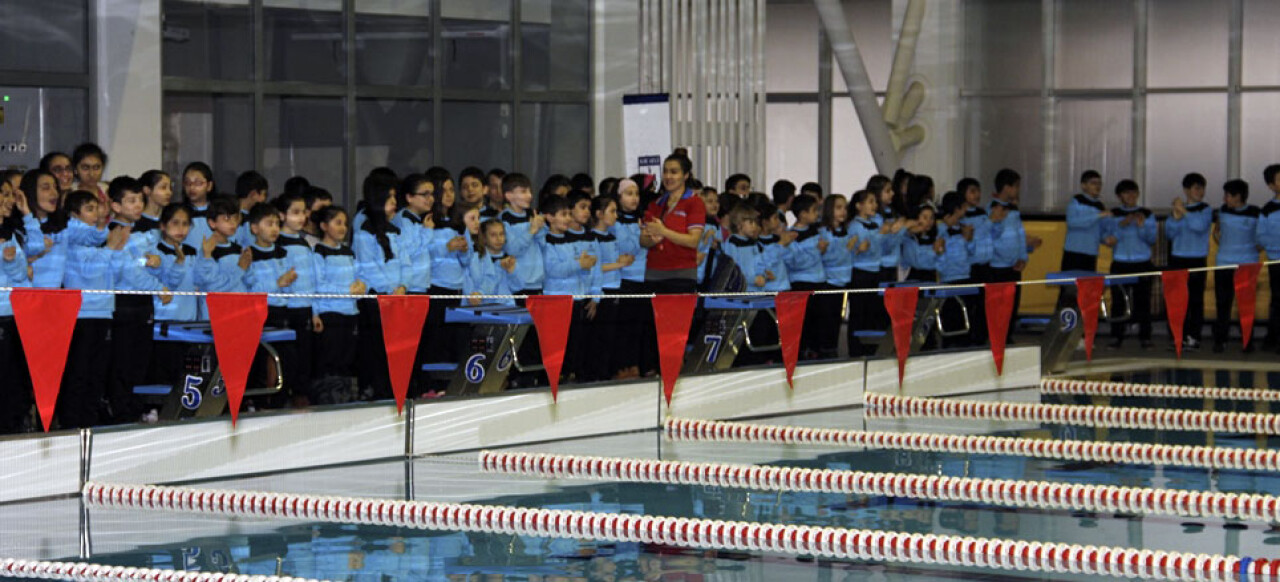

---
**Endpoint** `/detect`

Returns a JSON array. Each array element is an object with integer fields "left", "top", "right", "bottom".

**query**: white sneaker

[
  {"left": 1183, "top": 336, "right": 1200, "bottom": 350},
  {"left": 141, "top": 409, "right": 159, "bottom": 424}
]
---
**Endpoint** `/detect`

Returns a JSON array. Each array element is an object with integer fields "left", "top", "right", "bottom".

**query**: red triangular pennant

[
  {"left": 651, "top": 294, "right": 698, "bottom": 405},
  {"left": 884, "top": 287, "right": 919, "bottom": 386},
  {"left": 775, "top": 291, "right": 811, "bottom": 389},
  {"left": 1162, "top": 269, "right": 1189, "bottom": 359},
  {"left": 378, "top": 295, "right": 430, "bottom": 414},
  {"left": 1076, "top": 277, "right": 1105, "bottom": 361},
  {"left": 527, "top": 295, "right": 574, "bottom": 401},
  {"left": 983, "top": 282, "right": 1017, "bottom": 375},
  {"left": 1235, "top": 263, "right": 1262, "bottom": 349},
  {"left": 11, "top": 289, "right": 81, "bottom": 431},
  {"left": 206, "top": 293, "right": 267, "bottom": 426}
]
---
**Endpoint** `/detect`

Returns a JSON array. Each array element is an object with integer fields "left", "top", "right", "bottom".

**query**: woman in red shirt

[{"left": 641, "top": 153, "right": 706, "bottom": 293}]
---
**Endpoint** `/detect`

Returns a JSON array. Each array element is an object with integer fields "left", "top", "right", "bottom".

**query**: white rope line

[
  {"left": 864, "top": 393, "right": 1280, "bottom": 435},
  {"left": 663, "top": 418, "right": 1280, "bottom": 473},
  {"left": 3, "top": 258, "right": 1276, "bottom": 301},
  {"left": 0, "top": 558, "right": 328, "bottom": 582},
  {"left": 1042, "top": 378, "right": 1280, "bottom": 403},
  {"left": 479, "top": 450, "right": 1280, "bottom": 523},
  {"left": 80, "top": 482, "right": 1266, "bottom": 582}
]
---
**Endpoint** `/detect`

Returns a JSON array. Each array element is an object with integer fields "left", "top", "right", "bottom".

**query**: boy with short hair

[
  {"left": 785, "top": 195, "right": 828, "bottom": 358},
  {"left": 757, "top": 202, "right": 791, "bottom": 293},
  {"left": 233, "top": 171, "right": 269, "bottom": 248},
  {"left": 301, "top": 186, "right": 333, "bottom": 248},
  {"left": 196, "top": 195, "right": 251, "bottom": 303},
  {"left": 540, "top": 195, "right": 596, "bottom": 381},
  {"left": 484, "top": 168, "right": 507, "bottom": 219},
  {"left": 1213, "top": 179, "right": 1260, "bottom": 353},
  {"left": 1258, "top": 164, "right": 1280, "bottom": 351},
  {"left": 59, "top": 190, "right": 131, "bottom": 428},
  {"left": 459, "top": 166, "right": 488, "bottom": 209},
  {"left": 722, "top": 206, "right": 766, "bottom": 291},
  {"left": 1165, "top": 172, "right": 1212, "bottom": 349},
  {"left": 106, "top": 176, "right": 171, "bottom": 423},
  {"left": 274, "top": 191, "right": 320, "bottom": 401},
  {"left": 501, "top": 173, "right": 546, "bottom": 296},
  {"left": 772, "top": 180, "right": 797, "bottom": 227},
  {"left": 1101, "top": 180, "right": 1158, "bottom": 348},
  {"left": 989, "top": 168, "right": 1027, "bottom": 344},
  {"left": 1064, "top": 170, "right": 1107, "bottom": 272},
  {"left": 243, "top": 201, "right": 299, "bottom": 407}
]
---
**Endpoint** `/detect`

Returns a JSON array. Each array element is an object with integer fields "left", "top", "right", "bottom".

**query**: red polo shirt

[{"left": 643, "top": 189, "right": 707, "bottom": 272}]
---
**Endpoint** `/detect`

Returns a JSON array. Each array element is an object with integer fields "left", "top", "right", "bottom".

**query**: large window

[
  {"left": 0, "top": 0, "right": 92, "bottom": 172},
  {"left": 161, "top": 0, "right": 590, "bottom": 207}
]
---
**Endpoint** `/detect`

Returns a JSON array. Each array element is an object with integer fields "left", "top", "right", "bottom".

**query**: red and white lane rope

[
  {"left": 1042, "top": 378, "right": 1280, "bottom": 403},
  {"left": 0, "top": 558, "right": 328, "bottom": 582},
  {"left": 663, "top": 417, "right": 1280, "bottom": 472},
  {"left": 479, "top": 450, "right": 1280, "bottom": 523},
  {"left": 82, "top": 482, "right": 1268, "bottom": 582},
  {"left": 865, "top": 393, "right": 1280, "bottom": 434}
]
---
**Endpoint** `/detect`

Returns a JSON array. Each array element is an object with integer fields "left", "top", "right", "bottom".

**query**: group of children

[
  {"left": 5, "top": 141, "right": 1280, "bottom": 433},
  {"left": 1064, "top": 167, "right": 1280, "bottom": 353}
]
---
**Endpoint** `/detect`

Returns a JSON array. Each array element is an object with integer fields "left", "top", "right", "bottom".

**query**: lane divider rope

[
  {"left": 865, "top": 393, "right": 1280, "bottom": 435},
  {"left": 478, "top": 450, "right": 1280, "bottom": 523},
  {"left": 663, "top": 417, "right": 1280, "bottom": 473},
  {"left": 1041, "top": 379, "right": 1280, "bottom": 403},
  {"left": 81, "top": 482, "right": 1267, "bottom": 582},
  {"left": 0, "top": 558, "right": 328, "bottom": 582}
]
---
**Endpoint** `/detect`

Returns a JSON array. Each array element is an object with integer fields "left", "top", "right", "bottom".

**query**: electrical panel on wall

[{"left": 0, "top": 87, "right": 49, "bottom": 172}]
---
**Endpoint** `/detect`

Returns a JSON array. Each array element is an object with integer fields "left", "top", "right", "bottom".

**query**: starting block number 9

[{"left": 465, "top": 353, "right": 487, "bottom": 384}]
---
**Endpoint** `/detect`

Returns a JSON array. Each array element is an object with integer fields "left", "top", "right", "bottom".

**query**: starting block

[
  {"left": 134, "top": 322, "right": 294, "bottom": 420},
  {"left": 870, "top": 281, "right": 981, "bottom": 357},
  {"left": 685, "top": 295, "right": 780, "bottom": 373},
  {"left": 1041, "top": 271, "right": 1138, "bottom": 373},
  {"left": 441, "top": 304, "right": 541, "bottom": 396}
]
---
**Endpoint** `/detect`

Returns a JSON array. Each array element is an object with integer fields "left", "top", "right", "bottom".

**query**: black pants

[
  {"left": 262, "top": 305, "right": 301, "bottom": 407},
  {"left": 906, "top": 268, "right": 937, "bottom": 283},
  {"left": 848, "top": 268, "right": 883, "bottom": 357},
  {"left": 790, "top": 281, "right": 828, "bottom": 360},
  {"left": 1215, "top": 265, "right": 1253, "bottom": 346},
  {"left": 1109, "top": 260, "right": 1153, "bottom": 341},
  {"left": 1061, "top": 250, "right": 1098, "bottom": 272},
  {"left": 968, "top": 263, "right": 992, "bottom": 345},
  {"left": 938, "top": 278, "right": 974, "bottom": 349},
  {"left": 425, "top": 286, "right": 464, "bottom": 369},
  {"left": 57, "top": 319, "right": 112, "bottom": 429},
  {"left": 1168, "top": 256, "right": 1207, "bottom": 342},
  {"left": 1268, "top": 263, "right": 1280, "bottom": 346},
  {"left": 314, "top": 312, "right": 358, "bottom": 385},
  {"left": 809, "top": 282, "right": 843, "bottom": 359},
  {"left": 0, "top": 316, "right": 31, "bottom": 434},
  {"left": 356, "top": 298, "right": 391, "bottom": 400},
  {"left": 613, "top": 281, "right": 645, "bottom": 373},
  {"left": 584, "top": 292, "right": 621, "bottom": 381},
  {"left": 108, "top": 298, "right": 154, "bottom": 423},
  {"left": 282, "top": 306, "right": 314, "bottom": 400},
  {"left": 640, "top": 277, "right": 698, "bottom": 374},
  {"left": 989, "top": 266, "right": 1022, "bottom": 343}
]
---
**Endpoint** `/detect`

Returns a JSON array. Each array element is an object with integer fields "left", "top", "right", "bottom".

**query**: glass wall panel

[
  {"left": 440, "top": 101, "right": 513, "bottom": 174},
  {"left": 831, "top": 99, "right": 879, "bottom": 197},
  {"left": 1055, "top": 0, "right": 1133, "bottom": 89},
  {"left": 964, "top": 97, "right": 1044, "bottom": 210},
  {"left": 521, "top": 0, "right": 589, "bottom": 92},
  {"left": 964, "top": 0, "right": 1042, "bottom": 91},
  {"left": 765, "top": 103, "right": 818, "bottom": 187},
  {"left": 1145, "top": 94, "right": 1226, "bottom": 209},
  {"left": 1147, "top": 0, "right": 1227, "bottom": 88},
  {"left": 264, "top": 0, "right": 346, "bottom": 85},
  {"left": 765, "top": 2, "right": 819, "bottom": 93},
  {"left": 162, "top": 93, "right": 254, "bottom": 196},
  {"left": 356, "top": 99, "right": 433, "bottom": 183},
  {"left": 519, "top": 103, "right": 590, "bottom": 183},
  {"left": 1054, "top": 99, "right": 1132, "bottom": 206},
  {"left": 262, "top": 96, "right": 346, "bottom": 203},
  {"left": 355, "top": 1, "right": 432, "bottom": 87},
  {"left": 441, "top": 0, "right": 511, "bottom": 91},
  {"left": 0, "top": 0, "right": 87, "bottom": 74},
  {"left": 162, "top": 0, "right": 253, "bottom": 80},
  {"left": 1242, "top": 93, "right": 1280, "bottom": 189},
  {"left": 1243, "top": 0, "right": 1280, "bottom": 86}
]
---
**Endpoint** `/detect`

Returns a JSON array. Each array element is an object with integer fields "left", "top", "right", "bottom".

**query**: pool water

[{"left": 7, "top": 381, "right": 1280, "bottom": 581}]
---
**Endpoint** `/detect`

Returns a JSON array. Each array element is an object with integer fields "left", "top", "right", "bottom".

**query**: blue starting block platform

[
  {"left": 435, "top": 304, "right": 540, "bottom": 396},
  {"left": 687, "top": 295, "right": 781, "bottom": 372}
]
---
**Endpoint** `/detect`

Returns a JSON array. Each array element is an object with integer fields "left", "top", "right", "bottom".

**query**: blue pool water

[{"left": 5, "top": 379, "right": 1280, "bottom": 581}]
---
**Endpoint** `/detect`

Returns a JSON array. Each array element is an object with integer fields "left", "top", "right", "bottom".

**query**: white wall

[
  {"left": 94, "top": 0, "right": 164, "bottom": 179},
  {"left": 591, "top": 0, "right": 640, "bottom": 181}
]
